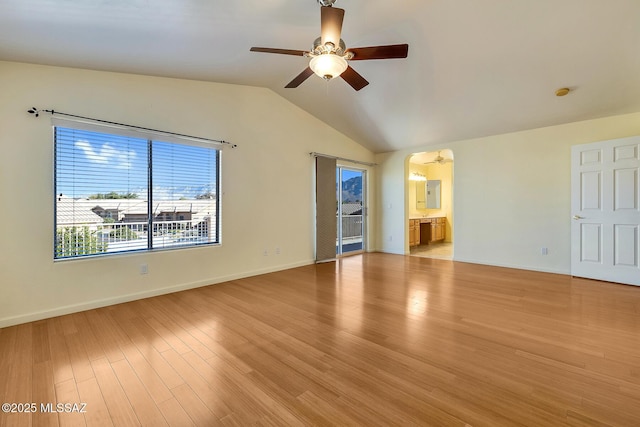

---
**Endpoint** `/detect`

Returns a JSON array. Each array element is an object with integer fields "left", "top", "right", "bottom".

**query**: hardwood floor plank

[
  {"left": 90, "top": 358, "right": 139, "bottom": 426},
  {"left": 156, "top": 397, "right": 195, "bottom": 427},
  {"left": 83, "top": 311, "right": 125, "bottom": 364},
  {"left": 0, "top": 328, "right": 19, "bottom": 427},
  {"left": 107, "top": 314, "right": 160, "bottom": 353},
  {"left": 32, "top": 361, "right": 59, "bottom": 427},
  {"left": 58, "top": 315, "right": 78, "bottom": 336},
  {"left": 53, "top": 379, "right": 86, "bottom": 427},
  {"left": 160, "top": 349, "right": 232, "bottom": 419},
  {"left": 142, "top": 316, "right": 192, "bottom": 355},
  {"left": 169, "top": 383, "right": 221, "bottom": 426},
  {"left": 32, "top": 321, "right": 52, "bottom": 364},
  {"left": 2, "top": 254, "right": 640, "bottom": 425},
  {"left": 566, "top": 409, "right": 614, "bottom": 427},
  {"left": 76, "top": 377, "right": 113, "bottom": 427},
  {"left": 295, "top": 390, "right": 379, "bottom": 426},
  {"left": 236, "top": 343, "right": 338, "bottom": 402},
  {"left": 172, "top": 328, "right": 216, "bottom": 360},
  {"left": 138, "top": 296, "right": 196, "bottom": 332},
  {"left": 132, "top": 345, "right": 184, "bottom": 390},
  {"left": 204, "top": 354, "right": 309, "bottom": 426},
  {"left": 181, "top": 352, "right": 265, "bottom": 425},
  {"left": 319, "top": 357, "right": 468, "bottom": 425},
  {"left": 579, "top": 395, "right": 640, "bottom": 426},
  {"left": 110, "top": 359, "right": 169, "bottom": 426},
  {"left": 7, "top": 324, "right": 33, "bottom": 404},
  {"left": 189, "top": 327, "right": 253, "bottom": 374},
  {"left": 70, "top": 312, "right": 108, "bottom": 362},
  {"left": 64, "top": 333, "right": 95, "bottom": 384},
  {"left": 0, "top": 326, "right": 17, "bottom": 401},
  {"left": 119, "top": 344, "right": 173, "bottom": 405}
]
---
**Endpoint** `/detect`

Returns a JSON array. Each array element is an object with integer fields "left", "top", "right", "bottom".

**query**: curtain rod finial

[{"left": 27, "top": 107, "right": 40, "bottom": 118}]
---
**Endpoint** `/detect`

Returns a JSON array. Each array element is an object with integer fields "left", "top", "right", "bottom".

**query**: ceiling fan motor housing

[{"left": 309, "top": 37, "right": 351, "bottom": 57}]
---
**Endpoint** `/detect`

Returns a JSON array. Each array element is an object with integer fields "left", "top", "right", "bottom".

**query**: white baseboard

[
  {"left": 0, "top": 259, "right": 315, "bottom": 329},
  {"left": 452, "top": 256, "right": 570, "bottom": 276}
]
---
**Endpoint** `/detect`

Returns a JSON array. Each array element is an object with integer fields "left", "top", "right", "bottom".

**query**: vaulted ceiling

[{"left": 2, "top": 0, "right": 640, "bottom": 153}]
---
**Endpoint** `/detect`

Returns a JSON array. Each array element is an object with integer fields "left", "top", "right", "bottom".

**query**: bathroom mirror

[
  {"left": 426, "top": 180, "right": 441, "bottom": 209},
  {"left": 416, "top": 181, "right": 426, "bottom": 209}
]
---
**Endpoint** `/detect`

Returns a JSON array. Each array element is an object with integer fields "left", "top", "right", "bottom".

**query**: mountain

[{"left": 341, "top": 176, "right": 362, "bottom": 203}]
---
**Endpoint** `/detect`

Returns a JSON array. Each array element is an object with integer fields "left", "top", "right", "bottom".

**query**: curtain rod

[
  {"left": 27, "top": 107, "right": 237, "bottom": 148},
  {"left": 310, "top": 152, "right": 377, "bottom": 167}
]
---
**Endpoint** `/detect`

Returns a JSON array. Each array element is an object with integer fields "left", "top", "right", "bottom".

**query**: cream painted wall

[
  {"left": 0, "top": 61, "right": 375, "bottom": 327},
  {"left": 376, "top": 112, "right": 640, "bottom": 273}
]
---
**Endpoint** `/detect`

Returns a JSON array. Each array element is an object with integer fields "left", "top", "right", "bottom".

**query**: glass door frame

[{"left": 336, "top": 166, "right": 367, "bottom": 257}]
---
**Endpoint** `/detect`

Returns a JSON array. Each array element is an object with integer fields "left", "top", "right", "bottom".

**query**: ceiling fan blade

[
  {"left": 424, "top": 158, "right": 451, "bottom": 165},
  {"left": 341, "top": 66, "right": 369, "bottom": 91},
  {"left": 250, "top": 47, "right": 307, "bottom": 56},
  {"left": 285, "top": 67, "right": 314, "bottom": 88},
  {"left": 320, "top": 6, "right": 345, "bottom": 47},
  {"left": 347, "top": 44, "right": 409, "bottom": 60}
]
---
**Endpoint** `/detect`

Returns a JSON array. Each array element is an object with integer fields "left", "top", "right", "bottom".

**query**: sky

[
  {"left": 55, "top": 127, "right": 218, "bottom": 200},
  {"left": 340, "top": 168, "right": 362, "bottom": 183}
]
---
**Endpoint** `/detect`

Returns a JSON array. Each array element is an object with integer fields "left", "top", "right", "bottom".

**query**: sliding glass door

[{"left": 336, "top": 167, "right": 366, "bottom": 256}]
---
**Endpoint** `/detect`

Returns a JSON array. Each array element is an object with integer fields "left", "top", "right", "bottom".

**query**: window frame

[{"left": 52, "top": 118, "right": 222, "bottom": 261}]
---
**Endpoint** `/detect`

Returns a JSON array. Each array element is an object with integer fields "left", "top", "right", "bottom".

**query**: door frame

[
  {"left": 406, "top": 149, "right": 455, "bottom": 258},
  {"left": 336, "top": 165, "right": 367, "bottom": 257}
]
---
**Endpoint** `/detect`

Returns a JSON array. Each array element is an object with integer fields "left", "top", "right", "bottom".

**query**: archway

[{"left": 407, "top": 149, "right": 454, "bottom": 259}]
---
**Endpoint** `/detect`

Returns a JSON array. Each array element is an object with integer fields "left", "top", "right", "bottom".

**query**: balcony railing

[
  {"left": 339, "top": 215, "right": 363, "bottom": 238},
  {"left": 55, "top": 217, "right": 215, "bottom": 258}
]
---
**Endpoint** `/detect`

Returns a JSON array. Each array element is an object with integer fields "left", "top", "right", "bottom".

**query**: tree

[
  {"left": 109, "top": 227, "right": 138, "bottom": 240},
  {"left": 89, "top": 191, "right": 138, "bottom": 199},
  {"left": 196, "top": 192, "right": 215, "bottom": 199},
  {"left": 56, "top": 226, "right": 108, "bottom": 258}
]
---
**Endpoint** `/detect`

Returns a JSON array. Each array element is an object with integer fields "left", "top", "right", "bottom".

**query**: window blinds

[{"left": 54, "top": 124, "right": 220, "bottom": 259}]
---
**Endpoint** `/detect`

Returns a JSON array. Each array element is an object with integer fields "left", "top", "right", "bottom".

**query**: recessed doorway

[{"left": 408, "top": 150, "right": 454, "bottom": 260}]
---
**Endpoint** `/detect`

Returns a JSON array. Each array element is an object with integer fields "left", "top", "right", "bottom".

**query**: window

[{"left": 54, "top": 124, "right": 220, "bottom": 259}]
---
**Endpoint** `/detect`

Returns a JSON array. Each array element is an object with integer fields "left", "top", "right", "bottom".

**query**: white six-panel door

[{"left": 571, "top": 137, "right": 640, "bottom": 286}]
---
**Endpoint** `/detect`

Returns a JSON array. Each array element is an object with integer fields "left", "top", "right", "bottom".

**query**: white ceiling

[
  {"left": 2, "top": 0, "right": 640, "bottom": 153},
  {"left": 410, "top": 149, "right": 453, "bottom": 165}
]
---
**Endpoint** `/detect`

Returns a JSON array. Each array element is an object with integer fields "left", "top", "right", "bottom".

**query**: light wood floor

[{"left": 2, "top": 253, "right": 640, "bottom": 426}]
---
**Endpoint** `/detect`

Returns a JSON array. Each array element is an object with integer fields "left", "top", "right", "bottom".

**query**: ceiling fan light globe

[{"left": 309, "top": 54, "right": 348, "bottom": 80}]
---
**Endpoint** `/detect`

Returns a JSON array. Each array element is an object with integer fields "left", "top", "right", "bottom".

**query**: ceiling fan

[
  {"left": 250, "top": 0, "right": 409, "bottom": 91},
  {"left": 424, "top": 151, "right": 453, "bottom": 165}
]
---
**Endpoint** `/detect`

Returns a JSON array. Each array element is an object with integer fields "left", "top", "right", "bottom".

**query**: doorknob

[{"left": 573, "top": 215, "right": 584, "bottom": 220}]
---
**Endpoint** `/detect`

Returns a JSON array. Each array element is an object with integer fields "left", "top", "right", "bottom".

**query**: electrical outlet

[
  {"left": 275, "top": 247, "right": 281, "bottom": 255},
  {"left": 263, "top": 249, "right": 268, "bottom": 256},
  {"left": 388, "top": 235, "right": 393, "bottom": 242},
  {"left": 541, "top": 247, "right": 548, "bottom": 255},
  {"left": 140, "top": 264, "right": 148, "bottom": 274}
]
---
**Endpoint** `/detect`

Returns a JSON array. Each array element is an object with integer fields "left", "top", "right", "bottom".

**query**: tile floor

[{"left": 410, "top": 242, "right": 453, "bottom": 260}]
